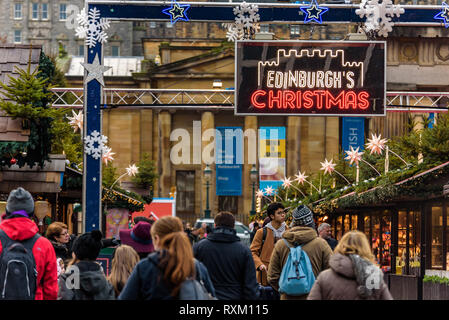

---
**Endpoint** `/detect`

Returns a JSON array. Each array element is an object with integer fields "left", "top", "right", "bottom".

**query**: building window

[
  {"left": 111, "top": 45, "right": 119, "bottom": 56},
  {"left": 14, "top": 3, "right": 22, "bottom": 19},
  {"left": 176, "top": 171, "right": 195, "bottom": 214},
  {"left": 218, "top": 196, "right": 238, "bottom": 214},
  {"left": 149, "top": 21, "right": 156, "bottom": 28},
  {"left": 260, "top": 24, "right": 270, "bottom": 33},
  {"left": 14, "top": 30, "right": 22, "bottom": 43},
  {"left": 32, "top": 3, "right": 39, "bottom": 20},
  {"left": 290, "top": 24, "right": 300, "bottom": 36},
  {"left": 78, "top": 44, "right": 84, "bottom": 55},
  {"left": 59, "top": 4, "right": 67, "bottom": 20},
  {"left": 42, "top": 3, "right": 48, "bottom": 20}
]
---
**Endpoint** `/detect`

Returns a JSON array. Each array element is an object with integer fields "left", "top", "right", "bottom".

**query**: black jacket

[
  {"left": 193, "top": 226, "right": 259, "bottom": 300},
  {"left": 326, "top": 237, "right": 338, "bottom": 250},
  {"left": 118, "top": 251, "right": 216, "bottom": 300},
  {"left": 58, "top": 261, "right": 115, "bottom": 300},
  {"left": 51, "top": 234, "right": 77, "bottom": 263}
]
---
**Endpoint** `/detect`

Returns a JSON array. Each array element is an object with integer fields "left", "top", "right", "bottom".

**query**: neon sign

[{"left": 235, "top": 41, "right": 386, "bottom": 116}]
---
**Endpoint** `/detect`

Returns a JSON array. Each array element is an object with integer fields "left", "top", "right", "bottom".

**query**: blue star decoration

[
  {"left": 434, "top": 2, "right": 449, "bottom": 28},
  {"left": 162, "top": 0, "right": 190, "bottom": 25},
  {"left": 300, "top": 0, "right": 329, "bottom": 24}
]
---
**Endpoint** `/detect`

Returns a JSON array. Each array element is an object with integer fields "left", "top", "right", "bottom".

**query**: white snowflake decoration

[
  {"left": 356, "top": 0, "right": 404, "bottom": 37},
  {"left": 76, "top": 7, "right": 111, "bottom": 48},
  {"left": 84, "top": 130, "right": 108, "bottom": 160},
  {"left": 223, "top": 1, "right": 260, "bottom": 42}
]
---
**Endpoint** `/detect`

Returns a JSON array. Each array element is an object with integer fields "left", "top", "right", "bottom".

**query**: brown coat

[
  {"left": 267, "top": 226, "right": 332, "bottom": 300},
  {"left": 250, "top": 226, "right": 286, "bottom": 286},
  {"left": 307, "top": 253, "right": 393, "bottom": 300}
]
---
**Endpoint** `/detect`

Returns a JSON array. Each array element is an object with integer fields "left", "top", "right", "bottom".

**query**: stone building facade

[{"left": 0, "top": 0, "right": 140, "bottom": 57}]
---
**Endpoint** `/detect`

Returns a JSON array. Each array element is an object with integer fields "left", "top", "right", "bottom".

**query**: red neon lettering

[
  {"left": 313, "top": 90, "right": 326, "bottom": 109},
  {"left": 296, "top": 91, "right": 302, "bottom": 109},
  {"left": 326, "top": 91, "right": 345, "bottom": 109},
  {"left": 345, "top": 91, "right": 357, "bottom": 109},
  {"left": 283, "top": 90, "right": 296, "bottom": 109},
  {"left": 268, "top": 90, "right": 282, "bottom": 109},
  {"left": 358, "top": 91, "right": 369, "bottom": 110},
  {"left": 303, "top": 91, "right": 313, "bottom": 109},
  {"left": 251, "top": 90, "right": 266, "bottom": 109}
]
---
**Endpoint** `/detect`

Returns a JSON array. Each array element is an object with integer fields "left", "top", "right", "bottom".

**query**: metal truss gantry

[{"left": 51, "top": 88, "right": 449, "bottom": 113}]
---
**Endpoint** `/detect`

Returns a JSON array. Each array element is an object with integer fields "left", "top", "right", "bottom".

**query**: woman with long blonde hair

[
  {"left": 118, "top": 216, "right": 216, "bottom": 300},
  {"left": 307, "top": 230, "right": 392, "bottom": 300},
  {"left": 107, "top": 245, "right": 140, "bottom": 297}
]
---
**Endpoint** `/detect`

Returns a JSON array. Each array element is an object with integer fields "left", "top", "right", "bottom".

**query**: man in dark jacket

[
  {"left": 193, "top": 211, "right": 258, "bottom": 300},
  {"left": 318, "top": 222, "right": 338, "bottom": 250}
]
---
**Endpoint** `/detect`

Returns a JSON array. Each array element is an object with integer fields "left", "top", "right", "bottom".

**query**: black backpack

[{"left": 0, "top": 229, "right": 40, "bottom": 300}]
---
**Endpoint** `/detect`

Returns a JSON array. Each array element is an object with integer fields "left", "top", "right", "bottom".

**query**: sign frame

[{"left": 234, "top": 39, "right": 387, "bottom": 117}]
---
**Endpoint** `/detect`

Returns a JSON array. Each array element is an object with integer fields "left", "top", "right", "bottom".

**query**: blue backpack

[{"left": 278, "top": 239, "right": 315, "bottom": 296}]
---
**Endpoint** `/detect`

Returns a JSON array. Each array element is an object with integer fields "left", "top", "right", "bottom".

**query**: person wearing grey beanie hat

[
  {"left": 5, "top": 187, "right": 35, "bottom": 218},
  {"left": 291, "top": 205, "right": 316, "bottom": 229}
]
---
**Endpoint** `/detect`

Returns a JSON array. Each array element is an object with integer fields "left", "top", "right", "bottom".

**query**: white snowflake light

[
  {"left": 355, "top": 0, "right": 404, "bottom": 37},
  {"left": 84, "top": 130, "right": 108, "bottom": 160},
  {"left": 76, "top": 7, "right": 111, "bottom": 48},
  {"left": 282, "top": 177, "right": 292, "bottom": 189},
  {"left": 294, "top": 171, "right": 309, "bottom": 185},
  {"left": 366, "top": 133, "right": 388, "bottom": 155},
  {"left": 67, "top": 110, "right": 83, "bottom": 133},
  {"left": 256, "top": 189, "right": 264, "bottom": 198},
  {"left": 126, "top": 164, "right": 139, "bottom": 177},
  {"left": 345, "top": 146, "right": 364, "bottom": 166},
  {"left": 264, "top": 186, "right": 274, "bottom": 196},
  {"left": 320, "top": 159, "right": 336, "bottom": 175},
  {"left": 224, "top": 1, "right": 260, "bottom": 42},
  {"left": 102, "top": 146, "right": 115, "bottom": 165}
]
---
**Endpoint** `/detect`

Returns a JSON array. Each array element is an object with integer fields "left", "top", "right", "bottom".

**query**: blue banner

[
  {"left": 342, "top": 117, "right": 365, "bottom": 154},
  {"left": 215, "top": 127, "right": 243, "bottom": 196},
  {"left": 259, "top": 127, "right": 286, "bottom": 194}
]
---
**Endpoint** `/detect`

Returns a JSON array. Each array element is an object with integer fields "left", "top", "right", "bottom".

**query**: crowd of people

[{"left": 0, "top": 186, "right": 392, "bottom": 300}]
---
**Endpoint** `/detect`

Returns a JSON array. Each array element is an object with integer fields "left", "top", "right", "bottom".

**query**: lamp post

[
  {"left": 203, "top": 164, "right": 212, "bottom": 218},
  {"left": 250, "top": 164, "right": 258, "bottom": 216}
]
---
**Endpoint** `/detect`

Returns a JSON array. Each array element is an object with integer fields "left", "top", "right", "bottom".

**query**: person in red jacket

[{"left": 0, "top": 187, "right": 58, "bottom": 300}]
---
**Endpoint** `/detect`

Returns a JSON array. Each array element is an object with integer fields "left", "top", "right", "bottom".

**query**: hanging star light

[
  {"left": 282, "top": 177, "right": 292, "bottom": 189},
  {"left": 102, "top": 146, "right": 115, "bottom": 165},
  {"left": 264, "top": 186, "right": 275, "bottom": 196},
  {"left": 345, "top": 146, "right": 364, "bottom": 166},
  {"left": 300, "top": 0, "right": 329, "bottom": 24},
  {"left": 162, "top": 0, "right": 190, "bottom": 25},
  {"left": 294, "top": 171, "right": 309, "bottom": 185},
  {"left": 126, "top": 164, "right": 139, "bottom": 177},
  {"left": 320, "top": 159, "right": 336, "bottom": 175},
  {"left": 434, "top": 2, "right": 449, "bottom": 28},
  {"left": 67, "top": 109, "right": 83, "bottom": 133},
  {"left": 366, "top": 133, "right": 388, "bottom": 155},
  {"left": 81, "top": 53, "right": 111, "bottom": 87}
]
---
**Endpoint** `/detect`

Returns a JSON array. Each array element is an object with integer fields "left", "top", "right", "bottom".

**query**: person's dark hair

[
  {"left": 266, "top": 202, "right": 285, "bottom": 220},
  {"left": 133, "top": 216, "right": 153, "bottom": 225},
  {"left": 214, "top": 211, "right": 235, "bottom": 228}
]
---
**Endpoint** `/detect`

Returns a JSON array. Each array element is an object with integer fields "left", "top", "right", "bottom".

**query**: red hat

[{"left": 119, "top": 221, "right": 154, "bottom": 253}]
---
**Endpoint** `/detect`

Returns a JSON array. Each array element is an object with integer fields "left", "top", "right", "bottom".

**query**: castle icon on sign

[{"left": 257, "top": 49, "right": 365, "bottom": 89}]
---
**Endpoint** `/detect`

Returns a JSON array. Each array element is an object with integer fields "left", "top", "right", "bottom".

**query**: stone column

[
  {"left": 156, "top": 111, "right": 171, "bottom": 198},
  {"left": 243, "top": 116, "right": 258, "bottom": 218},
  {"left": 201, "top": 112, "right": 215, "bottom": 216},
  {"left": 287, "top": 117, "right": 301, "bottom": 177},
  {"left": 325, "top": 117, "right": 340, "bottom": 160}
]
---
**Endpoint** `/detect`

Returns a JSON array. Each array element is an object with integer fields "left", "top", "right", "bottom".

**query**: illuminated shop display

[{"left": 235, "top": 40, "right": 386, "bottom": 116}]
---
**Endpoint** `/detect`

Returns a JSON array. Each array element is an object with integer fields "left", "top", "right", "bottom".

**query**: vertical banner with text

[
  {"left": 259, "top": 127, "right": 286, "bottom": 193},
  {"left": 216, "top": 127, "right": 243, "bottom": 196},
  {"left": 342, "top": 117, "right": 365, "bottom": 153}
]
